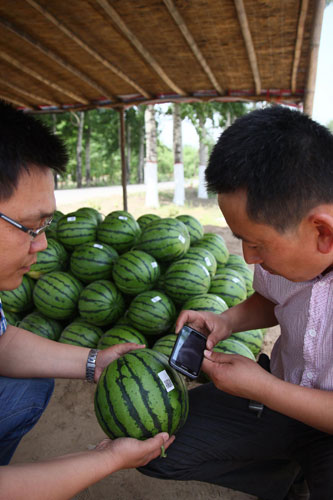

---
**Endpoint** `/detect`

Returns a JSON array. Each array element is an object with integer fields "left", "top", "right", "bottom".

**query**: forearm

[{"left": 0, "top": 325, "right": 88, "bottom": 379}]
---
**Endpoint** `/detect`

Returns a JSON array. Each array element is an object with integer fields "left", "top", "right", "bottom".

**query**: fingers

[
  {"left": 175, "top": 310, "right": 193, "bottom": 333},
  {"left": 114, "top": 342, "right": 146, "bottom": 355}
]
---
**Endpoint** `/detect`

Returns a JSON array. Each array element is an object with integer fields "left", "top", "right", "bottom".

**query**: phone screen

[{"left": 169, "top": 326, "right": 206, "bottom": 378}]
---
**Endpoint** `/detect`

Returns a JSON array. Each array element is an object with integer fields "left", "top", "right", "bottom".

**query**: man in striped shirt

[{"left": 140, "top": 107, "right": 333, "bottom": 500}]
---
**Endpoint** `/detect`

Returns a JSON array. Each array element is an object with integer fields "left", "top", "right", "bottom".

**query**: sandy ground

[{"left": 12, "top": 224, "right": 280, "bottom": 500}]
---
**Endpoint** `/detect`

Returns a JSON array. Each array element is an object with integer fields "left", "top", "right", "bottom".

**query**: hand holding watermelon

[{"left": 94, "top": 342, "right": 146, "bottom": 382}]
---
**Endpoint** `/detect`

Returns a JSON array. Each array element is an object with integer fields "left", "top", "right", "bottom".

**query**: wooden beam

[
  {"left": 291, "top": 0, "right": 309, "bottom": 94},
  {"left": 96, "top": 0, "right": 187, "bottom": 96},
  {"left": 25, "top": 0, "right": 151, "bottom": 99},
  {"left": 0, "top": 50, "right": 87, "bottom": 103},
  {"left": 303, "top": 0, "right": 325, "bottom": 116},
  {"left": 118, "top": 108, "right": 128, "bottom": 212},
  {"left": 0, "top": 92, "right": 32, "bottom": 108},
  {"left": 0, "top": 17, "right": 116, "bottom": 101},
  {"left": 0, "top": 76, "right": 58, "bottom": 105},
  {"left": 163, "top": 0, "right": 223, "bottom": 95},
  {"left": 233, "top": 0, "right": 261, "bottom": 96}
]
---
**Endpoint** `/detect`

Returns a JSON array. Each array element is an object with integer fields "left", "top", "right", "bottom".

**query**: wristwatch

[{"left": 86, "top": 348, "right": 100, "bottom": 383}]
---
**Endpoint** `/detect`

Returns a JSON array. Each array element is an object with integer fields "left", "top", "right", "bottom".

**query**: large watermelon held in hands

[
  {"left": 94, "top": 348, "right": 189, "bottom": 439},
  {"left": 112, "top": 249, "right": 160, "bottom": 295},
  {"left": 126, "top": 290, "right": 176, "bottom": 335}
]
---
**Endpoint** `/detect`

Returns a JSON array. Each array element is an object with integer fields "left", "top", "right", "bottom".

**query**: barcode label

[
  {"left": 93, "top": 243, "right": 103, "bottom": 249},
  {"left": 178, "top": 235, "right": 186, "bottom": 244},
  {"left": 151, "top": 296, "right": 161, "bottom": 303},
  {"left": 158, "top": 370, "right": 174, "bottom": 392},
  {"left": 151, "top": 262, "right": 158, "bottom": 268},
  {"left": 204, "top": 257, "right": 211, "bottom": 266},
  {"left": 118, "top": 216, "right": 128, "bottom": 220},
  {"left": 67, "top": 216, "right": 76, "bottom": 222}
]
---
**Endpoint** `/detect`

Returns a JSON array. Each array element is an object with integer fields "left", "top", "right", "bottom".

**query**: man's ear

[{"left": 310, "top": 212, "right": 333, "bottom": 254}]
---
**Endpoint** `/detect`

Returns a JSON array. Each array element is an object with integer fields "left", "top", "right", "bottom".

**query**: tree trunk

[
  {"left": 52, "top": 114, "right": 58, "bottom": 189},
  {"left": 138, "top": 128, "right": 145, "bottom": 184},
  {"left": 173, "top": 103, "right": 185, "bottom": 206},
  {"left": 198, "top": 116, "right": 208, "bottom": 199},
  {"left": 144, "top": 105, "right": 159, "bottom": 207},
  {"left": 85, "top": 117, "right": 91, "bottom": 187},
  {"left": 76, "top": 111, "right": 84, "bottom": 189},
  {"left": 126, "top": 114, "right": 131, "bottom": 181}
]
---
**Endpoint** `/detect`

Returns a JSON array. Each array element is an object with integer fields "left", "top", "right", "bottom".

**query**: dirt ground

[{"left": 12, "top": 224, "right": 280, "bottom": 500}]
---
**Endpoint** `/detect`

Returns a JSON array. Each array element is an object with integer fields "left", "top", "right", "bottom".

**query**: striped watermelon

[
  {"left": 127, "top": 290, "right": 176, "bottom": 335},
  {"left": 33, "top": 271, "right": 83, "bottom": 320},
  {"left": 1, "top": 275, "right": 35, "bottom": 313},
  {"left": 98, "top": 325, "right": 147, "bottom": 350},
  {"left": 57, "top": 213, "right": 97, "bottom": 250},
  {"left": 97, "top": 210, "right": 141, "bottom": 253},
  {"left": 209, "top": 268, "right": 247, "bottom": 307},
  {"left": 176, "top": 214, "right": 204, "bottom": 244},
  {"left": 227, "top": 264, "right": 254, "bottom": 298},
  {"left": 19, "top": 311, "right": 63, "bottom": 341},
  {"left": 76, "top": 207, "right": 103, "bottom": 224},
  {"left": 94, "top": 348, "right": 189, "bottom": 439},
  {"left": 45, "top": 209, "right": 63, "bottom": 239},
  {"left": 181, "top": 293, "right": 228, "bottom": 314},
  {"left": 152, "top": 334, "right": 178, "bottom": 358},
  {"left": 112, "top": 250, "right": 160, "bottom": 295},
  {"left": 137, "top": 213, "right": 161, "bottom": 231},
  {"left": 213, "top": 338, "right": 256, "bottom": 360},
  {"left": 28, "top": 238, "right": 68, "bottom": 279},
  {"left": 226, "top": 254, "right": 248, "bottom": 269},
  {"left": 193, "top": 233, "right": 229, "bottom": 266},
  {"left": 163, "top": 258, "right": 211, "bottom": 304},
  {"left": 230, "top": 329, "right": 264, "bottom": 357},
  {"left": 135, "top": 218, "right": 190, "bottom": 262},
  {"left": 70, "top": 241, "right": 119, "bottom": 283},
  {"left": 59, "top": 319, "right": 103, "bottom": 347},
  {"left": 2, "top": 309, "right": 22, "bottom": 326},
  {"left": 184, "top": 247, "right": 217, "bottom": 278},
  {"left": 78, "top": 280, "right": 125, "bottom": 326}
]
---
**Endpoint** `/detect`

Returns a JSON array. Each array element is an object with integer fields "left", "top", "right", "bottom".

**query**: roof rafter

[
  {"left": 163, "top": 0, "right": 223, "bottom": 95},
  {"left": 0, "top": 75, "right": 57, "bottom": 105},
  {"left": 0, "top": 92, "right": 32, "bottom": 108},
  {"left": 96, "top": 0, "right": 187, "bottom": 97},
  {"left": 233, "top": 0, "right": 261, "bottom": 96},
  {"left": 25, "top": 0, "right": 151, "bottom": 99},
  {"left": 0, "top": 17, "right": 116, "bottom": 102},
  {"left": 291, "top": 0, "right": 309, "bottom": 94}
]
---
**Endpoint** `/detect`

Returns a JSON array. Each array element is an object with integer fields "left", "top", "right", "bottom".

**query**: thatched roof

[{"left": 0, "top": 0, "right": 325, "bottom": 114}]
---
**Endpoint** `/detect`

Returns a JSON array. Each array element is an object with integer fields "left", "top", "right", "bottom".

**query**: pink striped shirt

[{"left": 253, "top": 264, "right": 333, "bottom": 391}]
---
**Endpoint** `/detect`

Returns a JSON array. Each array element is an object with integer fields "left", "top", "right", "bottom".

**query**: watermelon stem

[{"left": 160, "top": 445, "right": 167, "bottom": 458}]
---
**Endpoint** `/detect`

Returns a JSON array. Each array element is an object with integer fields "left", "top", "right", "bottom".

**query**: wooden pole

[
  {"left": 303, "top": 0, "right": 325, "bottom": 116},
  {"left": 119, "top": 108, "right": 128, "bottom": 211}
]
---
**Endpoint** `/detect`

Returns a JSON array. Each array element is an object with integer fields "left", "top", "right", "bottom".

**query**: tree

[
  {"left": 144, "top": 105, "right": 159, "bottom": 207},
  {"left": 172, "top": 103, "right": 185, "bottom": 205}
]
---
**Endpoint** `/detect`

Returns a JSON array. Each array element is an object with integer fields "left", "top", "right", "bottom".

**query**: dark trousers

[{"left": 139, "top": 382, "right": 333, "bottom": 500}]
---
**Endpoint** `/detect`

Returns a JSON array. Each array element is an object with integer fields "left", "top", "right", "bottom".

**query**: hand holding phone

[{"left": 169, "top": 326, "right": 207, "bottom": 379}]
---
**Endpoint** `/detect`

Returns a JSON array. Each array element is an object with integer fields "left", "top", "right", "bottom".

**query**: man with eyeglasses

[{"left": 0, "top": 101, "right": 173, "bottom": 499}]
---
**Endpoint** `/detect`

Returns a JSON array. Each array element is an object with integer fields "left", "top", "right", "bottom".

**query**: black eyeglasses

[{"left": 0, "top": 211, "right": 53, "bottom": 239}]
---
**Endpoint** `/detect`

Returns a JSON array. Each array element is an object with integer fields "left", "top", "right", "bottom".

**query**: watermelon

[
  {"left": 33, "top": 271, "right": 83, "bottom": 320},
  {"left": 70, "top": 241, "right": 118, "bottom": 283},
  {"left": 135, "top": 218, "right": 190, "bottom": 262},
  {"left": 175, "top": 215, "right": 203, "bottom": 244},
  {"left": 57, "top": 213, "right": 97, "bottom": 250},
  {"left": 163, "top": 258, "right": 211, "bottom": 304},
  {"left": 112, "top": 250, "right": 160, "bottom": 295},
  {"left": 97, "top": 210, "right": 141, "bottom": 253},
  {"left": 227, "top": 264, "right": 254, "bottom": 298},
  {"left": 193, "top": 233, "right": 229, "bottom": 266},
  {"left": 226, "top": 254, "right": 248, "bottom": 269},
  {"left": 152, "top": 334, "right": 178, "bottom": 358},
  {"left": 94, "top": 348, "right": 189, "bottom": 439},
  {"left": 230, "top": 329, "right": 264, "bottom": 357},
  {"left": 213, "top": 338, "right": 256, "bottom": 360},
  {"left": 59, "top": 319, "right": 103, "bottom": 347},
  {"left": 209, "top": 268, "right": 247, "bottom": 307},
  {"left": 1, "top": 275, "right": 35, "bottom": 313},
  {"left": 126, "top": 290, "right": 176, "bottom": 335},
  {"left": 19, "top": 311, "right": 63, "bottom": 341},
  {"left": 184, "top": 247, "right": 217, "bottom": 278},
  {"left": 98, "top": 325, "right": 147, "bottom": 350},
  {"left": 45, "top": 210, "right": 63, "bottom": 239},
  {"left": 76, "top": 206, "right": 103, "bottom": 224},
  {"left": 181, "top": 293, "right": 228, "bottom": 314},
  {"left": 137, "top": 213, "right": 161, "bottom": 231},
  {"left": 78, "top": 280, "right": 125, "bottom": 326},
  {"left": 28, "top": 238, "right": 68, "bottom": 279},
  {"left": 3, "top": 309, "right": 22, "bottom": 326}
]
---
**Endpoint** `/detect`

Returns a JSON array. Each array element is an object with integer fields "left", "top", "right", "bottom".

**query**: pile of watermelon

[{"left": 1, "top": 207, "right": 266, "bottom": 439}]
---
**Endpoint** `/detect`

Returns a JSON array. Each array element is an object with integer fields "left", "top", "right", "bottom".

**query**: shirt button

[
  {"left": 306, "top": 372, "right": 314, "bottom": 380},
  {"left": 308, "top": 329, "right": 317, "bottom": 337}
]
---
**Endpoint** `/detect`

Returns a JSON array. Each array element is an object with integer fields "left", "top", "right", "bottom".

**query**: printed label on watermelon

[
  {"left": 151, "top": 296, "right": 161, "bottom": 303},
  {"left": 151, "top": 262, "right": 158, "bottom": 268},
  {"left": 158, "top": 370, "right": 175, "bottom": 392},
  {"left": 178, "top": 235, "right": 186, "bottom": 244},
  {"left": 118, "top": 216, "right": 128, "bottom": 220},
  {"left": 93, "top": 243, "right": 104, "bottom": 249},
  {"left": 67, "top": 216, "right": 76, "bottom": 222},
  {"left": 204, "top": 257, "right": 212, "bottom": 266}
]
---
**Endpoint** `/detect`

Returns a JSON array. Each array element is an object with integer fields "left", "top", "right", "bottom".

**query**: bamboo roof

[{"left": 0, "top": 0, "right": 325, "bottom": 113}]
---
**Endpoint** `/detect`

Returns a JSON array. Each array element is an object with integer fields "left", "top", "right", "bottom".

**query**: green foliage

[{"left": 327, "top": 120, "right": 333, "bottom": 134}]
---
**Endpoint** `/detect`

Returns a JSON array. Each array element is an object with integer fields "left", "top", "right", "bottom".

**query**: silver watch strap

[{"left": 86, "top": 348, "right": 100, "bottom": 383}]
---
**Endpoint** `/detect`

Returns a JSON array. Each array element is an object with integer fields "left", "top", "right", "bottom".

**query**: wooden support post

[{"left": 119, "top": 107, "right": 128, "bottom": 211}]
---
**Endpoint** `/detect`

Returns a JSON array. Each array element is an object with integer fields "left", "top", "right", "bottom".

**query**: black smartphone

[{"left": 169, "top": 325, "right": 207, "bottom": 379}]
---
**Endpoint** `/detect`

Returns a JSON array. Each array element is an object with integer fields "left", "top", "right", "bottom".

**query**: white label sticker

[
  {"left": 93, "top": 243, "right": 103, "bottom": 249},
  {"left": 158, "top": 370, "right": 175, "bottom": 392},
  {"left": 151, "top": 261, "right": 158, "bottom": 268},
  {"left": 200, "top": 264, "right": 210, "bottom": 276},
  {"left": 118, "top": 216, "right": 128, "bottom": 221},
  {"left": 151, "top": 296, "right": 161, "bottom": 303},
  {"left": 178, "top": 235, "right": 186, "bottom": 244},
  {"left": 67, "top": 216, "right": 76, "bottom": 222},
  {"left": 204, "top": 257, "right": 212, "bottom": 266}
]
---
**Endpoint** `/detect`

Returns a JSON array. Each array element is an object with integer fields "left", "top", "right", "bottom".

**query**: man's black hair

[
  {"left": 0, "top": 100, "right": 68, "bottom": 200},
  {"left": 205, "top": 105, "right": 333, "bottom": 232}
]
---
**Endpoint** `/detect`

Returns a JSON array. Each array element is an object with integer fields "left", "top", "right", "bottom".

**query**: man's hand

[
  {"left": 94, "top": 343, "right": 146, "bottom": 382},
  {"left": 175, "top": 309, "right": 232, "bottom": 349}
]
